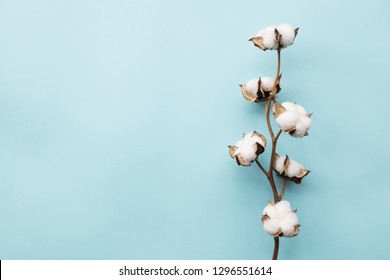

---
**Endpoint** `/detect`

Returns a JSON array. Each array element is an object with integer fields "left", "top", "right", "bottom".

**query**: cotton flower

[
  {"left": 273, "top": 154, "right": 310, "bottom": 184},
  {"left": 276, "top": 24, "right": 299, "bottom": 48},
  {"left": 261, "top": 200, "right": 300, "bottom": 237},
  {"left": 249, "top": 23, "right": 299, "bottom": 51},
  {"left": 229, "top": 131, "right": 267, "bottom": 166},
  {"left": 240, "top": 75, "right": 281, "bottom": 102},
  {"left": 251, "top": 25, "right": 279, "bottom": 50},
  {"left": 273, "top": 101, "right": 312, "bottom": 137}
]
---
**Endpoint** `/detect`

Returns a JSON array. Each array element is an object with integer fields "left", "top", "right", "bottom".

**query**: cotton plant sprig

[{"left": 228, "top": 24, "right": 312, "bottom": 260}]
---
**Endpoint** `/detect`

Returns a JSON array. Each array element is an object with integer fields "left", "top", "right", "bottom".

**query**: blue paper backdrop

[{"left": 0, "top": 0, "right": 389, "bottom": 259}]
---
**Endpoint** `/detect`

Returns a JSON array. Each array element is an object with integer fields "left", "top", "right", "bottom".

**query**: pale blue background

[{"left": 0, "top": 0, "right": 389, "bottom": 260}]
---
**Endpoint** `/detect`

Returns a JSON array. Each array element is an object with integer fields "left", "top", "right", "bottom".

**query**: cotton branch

[{"left": 229, "top": 23, "right": 309, "bottom": 261}]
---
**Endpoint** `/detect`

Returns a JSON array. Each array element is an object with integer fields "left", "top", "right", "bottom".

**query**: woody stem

[
  {"left": 256, "top": 50, "right": 282, "bottom": 260},
  {"left": 268, "top": 50, "right": 282, "bottom": 260},
  {"left": 264, "top": 102, "right": 280, "bottom": 204},
  {"left": 264, "top": 49, "right": 282, "bottom": 202},
  {"left": 279, "top": 180, "right": 286, "bottom": 200},
  {"left": 272, "top": 237, "right": 279, "bottom": 260}
]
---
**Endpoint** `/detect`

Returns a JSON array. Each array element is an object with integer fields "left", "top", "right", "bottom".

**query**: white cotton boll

[
  {"left": 291, "top": 121, "right": 307, "bottom": 138},
  {"left": 238, "top": 142, "right": 257, "bottom": 163},
  {"left": 256, "top": 26, "right": 278, "bottom": 50},
  {"left": 276, "top": 111, "right": 300, "bottom": 131},
  {"left": 263, "top": 219, "right": 280, "bottom": 236},
  {"left": 260, "top": 77, "right": 275, "bottom": 92},
  {"left": 281, "top": 101, "right": 297, "bottom": 112},
  {"left": 244, "top": 131, "right": 265, "bottom": 148},
  {"left": 277, "top": 102, "right": 311, "bottom": 136},
  {"left": 276, "top": 23, "right": 296, "bottom": 48},
  {"left": 280, "top": 220, "right": 295, "bottom": 237},
  {"left": 286, "top": 212, "right": 299, "bottom": 225},
  {"left": 235, "top": 137, "right": 256, "bottom": 160},
  {"left": 233, "top": 140, "right": 244, "bottom": 156},
  {"left": 274, "top": 156, "right": 286, "bottom": 173},
  {"left": 233, "top": 139, "right": 244, "bottom": 156},
  {"left": 233, "top": 132, "right": 266, "bottom": 163},
  {"left": 235, "top": 139, "right": 245, "bottom": 148},
  {"left": 262, "top": 201, "right": 299, "bottom": 238},
  {"left": 263, "top": 204, "right": 277, "bottom": 219},
  {"left": 286, "top": 159, "right": 303, "bottom": 178},
  {"left": 250, "top": 136, "right": 265, "bottom": 147},
  {"left": 300, "top": 116, "right": 312, "bottom": 130},
  {"left": 281, "top": 212, "right": 298, "bottom": 237},
  {"left": 275, "top": 200, "right": 292, "bottom": 217},
  {"left": 245, "top": 78, "right": 259, "bottom": 96},
  {"left": 295, "top": 104, "right": 307, "bottom": 116}
]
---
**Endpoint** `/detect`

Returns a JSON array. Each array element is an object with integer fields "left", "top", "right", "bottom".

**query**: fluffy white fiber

[
  {"left": 274, "top": 155, "right": 286, "bottom": 173},
  {"left": 275, "top": 111, "right": 299, "bottom": 131},
  {"left": 256, "top": 26, "right": 278, "bottom": 50},
  {"left": 285, "top": 159, "right": 303, "bottom": 178},
  {"left": 236, "top": 143, "right": 257, "bottom": 163},
  {"left": 260, "top": 77, "right": 274, "bottom": 92},
  {"left": 234, "top": 131, "right": 265, "bottom": 163},
  {"left": 245, "top": 78, "right": 259, "bottom": 96},
  {"left": 276, "top": 23, "right": 296, "bottom": 48},
  {"left": 244, "top": 131, "right": 265, "bottom": 147},
  {"left": 294, "top": 104, "right": 307, "bottom": 116},
  {"left": 262, "top": 218, "right": 280, "bottom": 235},
  {"left": 275, "top": 102, "right": 312, "bottom": 137},
  {"left": 281, "top": 101, "right": 298, "bottom": 112},
  {"left": 300, "top": 115, "right": 312, "bottom": 130},
  {"left": 245, "top": 77, "right": 275, "bottom": 95},
  {"left": 255, "top": 24, "right": 297, "bottom": 50},
  {"left": 275, "top": 155, "right": 304, "bottom": 178},
  {"left": 291, "top": 121, "right": 307, "bottom": 138},
  {"left": 262, "top": 201, "right": 298, "bottom": 237}
]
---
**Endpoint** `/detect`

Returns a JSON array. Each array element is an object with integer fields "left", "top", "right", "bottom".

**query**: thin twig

[
  {"left": 275, "top": 129, "right": 282, "bottom": 141},
  {"left": 269, "top": 135, "right": 279, "bottom": 174},
  {"left": 265, "top": 99, "right": 275, "bottom": 140},
  {"left": 279, "top": 180, "right": 286, "bottom": 201},
  {"left": 268, "top": 176, "right": 279, "bottom": 203},
  {"left": 271, "top": 50, "right": 281, "bottom": 94}
]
